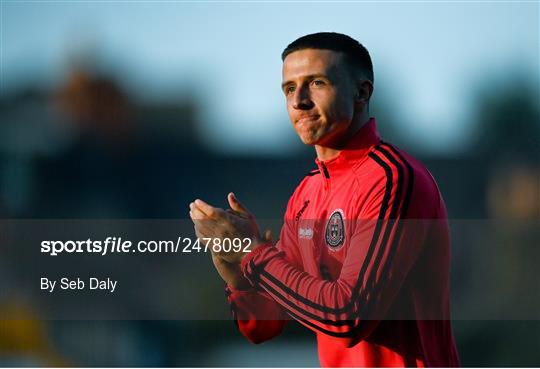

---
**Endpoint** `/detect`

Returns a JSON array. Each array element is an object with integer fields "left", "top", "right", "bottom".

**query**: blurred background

[{"left": 0, "top": 1, "right": 539, "bottom": 366}]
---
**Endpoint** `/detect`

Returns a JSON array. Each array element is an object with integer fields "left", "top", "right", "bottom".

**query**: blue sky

[{"left": 2, "top": 1, "right": 538, "bottom": 155}]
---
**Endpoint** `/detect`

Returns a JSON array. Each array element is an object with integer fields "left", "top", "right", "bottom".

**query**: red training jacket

[{"left": 226, "top": 118, "right": 460, "bottom": 367}]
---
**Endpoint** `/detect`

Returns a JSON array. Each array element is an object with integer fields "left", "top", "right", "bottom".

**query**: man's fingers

[
  {"left": 226, "top": 208, "right": 241, "bottom": 217},
  {"left": 264, "top": 229, "right": 273, "bottom": 243},
  {"left": 193, "top": 199, "right": 223, "bottom": 219},
  {"left": 193, "top": 221, "right": 214, "bottom": 239},
  {"left": 227, "top": 192, "right": 252, "bottom": 217},
  {"left": 189, "top": 203, "right": 208, "bottom": 220}
]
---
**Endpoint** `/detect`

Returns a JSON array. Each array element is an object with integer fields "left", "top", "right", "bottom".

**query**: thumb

[
  {"left": 264, "top": 229, "right": 273, "bottom": 244},
  {"left": 227, "top": 192, "right": 251, "bottom": 217}
]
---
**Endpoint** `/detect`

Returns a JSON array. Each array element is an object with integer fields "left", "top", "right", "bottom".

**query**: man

[{"left": 189, "top": 32, "right": 460, "bottom": 367}]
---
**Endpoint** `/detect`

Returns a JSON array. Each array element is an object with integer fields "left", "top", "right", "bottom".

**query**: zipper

[
  {"left": 320, "top": 162, "right": 330, "bottom": 179},
  {"left": 318, "top": 161, "right": 331, "bottom": 192},
  {"left": 316, "top": 161, "right": 331, "bottom": 269}
]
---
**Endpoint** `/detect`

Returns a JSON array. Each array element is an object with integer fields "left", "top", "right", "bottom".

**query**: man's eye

[
  {"left": 285, "top": 86, "right": 295, "bottom": 94},
  {"left": 312, "top": 79, "right": 325, "bottom": 86}
]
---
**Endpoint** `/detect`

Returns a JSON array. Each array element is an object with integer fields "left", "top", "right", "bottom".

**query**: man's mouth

[{"left": 296, "top": 115, "right": 319, "bottom": 124}]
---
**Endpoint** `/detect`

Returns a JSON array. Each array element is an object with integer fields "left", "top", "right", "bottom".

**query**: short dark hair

[{"left": 281, "top": 32, "right": 374, "bottom": 83}]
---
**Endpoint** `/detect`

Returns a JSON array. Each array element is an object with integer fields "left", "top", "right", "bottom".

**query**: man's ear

[{"left": 355, "top": 80, "right": 373, "bottom": 104}]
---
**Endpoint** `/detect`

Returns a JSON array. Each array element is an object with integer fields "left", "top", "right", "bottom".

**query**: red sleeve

[
  {"left": 225, "top": 191, "right": 304, "bottom": 344},
  {"left": 241, "top": 147, "right": 426, "bottom": 346},
  {"left": 225, "top": 285, "right": 287, "bottom": 344}
]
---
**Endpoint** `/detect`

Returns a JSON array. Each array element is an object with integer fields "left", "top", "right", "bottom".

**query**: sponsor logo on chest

[{"left": 298, "top": 227, "right": 314, "bottom": 239}]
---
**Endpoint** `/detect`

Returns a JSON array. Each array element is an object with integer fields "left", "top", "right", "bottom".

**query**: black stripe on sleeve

[
  {"left": 363, "top": 143, "right": 414, "bottom": 313},
  {"left": 351, "top": 145, "right": 407, "bottom": 320},
  {"left": 257, "top": 275, "right": 355, "bottom": 327},
  {"left": 350, "top": 150, "right": 398, "bottom": 301},
  {"left": 285, "top": 308, "right": 357, "bottom": 338},
  {"left": 383, "top": 143, "right": 414, "bottom": 218}
]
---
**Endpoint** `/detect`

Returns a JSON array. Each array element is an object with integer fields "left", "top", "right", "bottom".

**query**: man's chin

[{"left": 299, "top": 136, "right": 318, "bottom": 146}]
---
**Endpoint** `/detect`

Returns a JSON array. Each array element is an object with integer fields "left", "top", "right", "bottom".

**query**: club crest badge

[{"left": 325, "top": 209, "right": 345, "bottom": 250}]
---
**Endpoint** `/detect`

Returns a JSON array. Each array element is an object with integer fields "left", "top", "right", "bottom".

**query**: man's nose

[{"left": 292, "top": 86, "right": 314, "bottom": 110}]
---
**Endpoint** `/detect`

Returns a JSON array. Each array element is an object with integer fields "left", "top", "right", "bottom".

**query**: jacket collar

[{"left": 315, "top": 117, "right": 381, "bottom": 176}]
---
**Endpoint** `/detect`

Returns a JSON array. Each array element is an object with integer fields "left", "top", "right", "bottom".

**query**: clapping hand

[{"left": 189, "top": 192, "right": 266, "bottom": 265}]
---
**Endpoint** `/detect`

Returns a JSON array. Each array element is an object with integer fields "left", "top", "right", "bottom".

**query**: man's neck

[
  {"left": 315, "top": 115, "right": 370, "bottom": 162},
  {"left": 315, "top": 145, "right": 342, "bottom": 162}
]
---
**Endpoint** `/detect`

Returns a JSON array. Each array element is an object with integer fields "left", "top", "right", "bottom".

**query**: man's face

[{"left": 282, "top": 49, "right": 358, "bottom": 147}]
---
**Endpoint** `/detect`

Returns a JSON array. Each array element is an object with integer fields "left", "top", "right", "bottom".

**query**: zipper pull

[{"left": 320, "top": 162, "right": 330, "bottom": 179}]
